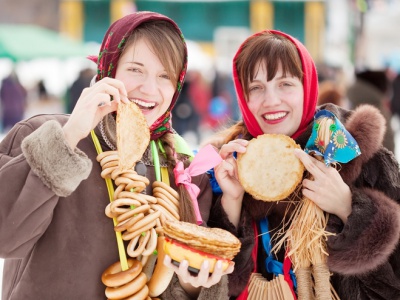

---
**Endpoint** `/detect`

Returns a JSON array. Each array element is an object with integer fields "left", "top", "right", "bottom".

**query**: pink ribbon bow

[{"left": 174, "top": 144, "right": 222, "bottom": 225}]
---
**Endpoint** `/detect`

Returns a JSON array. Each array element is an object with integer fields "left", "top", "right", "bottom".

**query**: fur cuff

[
  {"left": 327, "top": 187, "right": 400, "bottom": 275},
  {"left": 21, "top": 120, "right": 92, "bottom": 197}
]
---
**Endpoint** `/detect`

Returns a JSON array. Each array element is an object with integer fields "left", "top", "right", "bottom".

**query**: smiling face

[
  {"left": 115, "top": 38, "right": 176, "bottom": 127},
  {"left": 247, "top": 62, "right": 304, "bottom": 136}
]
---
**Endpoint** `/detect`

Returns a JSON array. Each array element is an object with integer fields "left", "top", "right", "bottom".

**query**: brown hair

[
  {"left": 159, "top": 133, "right": 197, "bottom": 223},
  {"left": 235, "top": 31, "right": 303, "bottom": 100},
  {"left": 122, "top": 20, "right": 185, "bottom": 87}
]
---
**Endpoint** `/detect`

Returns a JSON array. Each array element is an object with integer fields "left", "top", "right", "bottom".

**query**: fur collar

[{"left": 323, "top": 104, "right": 386, "bottom": 184}]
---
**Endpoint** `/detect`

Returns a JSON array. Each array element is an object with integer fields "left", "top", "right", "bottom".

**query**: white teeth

[
  {"left": 132, "top": 99, "right": 155, "bottom": 108},
  {"left": 263, "top": 112, "right": 287, "bottom": 120}
]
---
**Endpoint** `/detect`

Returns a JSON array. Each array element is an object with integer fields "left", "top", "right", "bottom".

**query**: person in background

[
  {"left": 317, "top": 80, "right": 346, "bottom": 108},
  {"left": 0, "top": 68, "right": 27, "bottom": 132},
  {"left": 66, "top": 68, "right": 96, "bottom": 113},
  {"left": 0, "top": 12, "right": 231, "bottom": 300},
  {"left": 207, "top": 30, "right": 400, "bottom": 299},
  {"left": 347, "top": 69, "right": 395, "bottom": 153}
]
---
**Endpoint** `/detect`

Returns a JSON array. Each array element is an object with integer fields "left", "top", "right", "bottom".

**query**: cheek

[
  {"left": 161, "top": 86, "right": 176, "bottom": 107},
  {"left": 247, "top": 101, "right": 259, "bottom": 116}
]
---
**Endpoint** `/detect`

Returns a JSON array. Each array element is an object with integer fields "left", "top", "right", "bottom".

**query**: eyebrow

[{"left": 123, "top": 61, "right": 144, "bottom": 66}]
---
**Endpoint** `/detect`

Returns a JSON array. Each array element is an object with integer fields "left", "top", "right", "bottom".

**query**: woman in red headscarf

[
  {"left": 208, "top": 30, "right": 400, "bottom": 299},
  {"left": 0, "top": 12, "right": 231, "bottom": 300}
]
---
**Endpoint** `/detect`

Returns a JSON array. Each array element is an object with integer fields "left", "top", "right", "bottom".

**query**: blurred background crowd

[{"left": 1, "top": 0, "right": 400, "bottom": 153}]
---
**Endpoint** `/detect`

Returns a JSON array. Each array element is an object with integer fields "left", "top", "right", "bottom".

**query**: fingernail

[
  {"left": 203, "top": 260, "right": 209, "bottom": 269},
  {"left": 216, "top": 260, "right": 222, "bottom": 269}
]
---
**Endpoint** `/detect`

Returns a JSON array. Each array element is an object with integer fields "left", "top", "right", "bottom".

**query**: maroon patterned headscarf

[{"left": 88, "top": 11, "right": 188, "bottom": 140}]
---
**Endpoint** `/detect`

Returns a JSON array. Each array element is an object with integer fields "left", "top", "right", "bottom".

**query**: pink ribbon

[{"left": 174, "top": 144, "right": 222, "bottom": 225}]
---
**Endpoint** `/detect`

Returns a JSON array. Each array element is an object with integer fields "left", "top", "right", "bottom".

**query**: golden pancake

[
  {"left": 163, "top": 220, "right": 241, "bottom": 260},
  {"left": 117, "top": 102, "right": 150, "bottom": 171},
  {"left": 237, "top": 134, "right": 304, "bottom": 202}
]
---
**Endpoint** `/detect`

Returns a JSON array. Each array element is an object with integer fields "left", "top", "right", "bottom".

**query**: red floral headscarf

[
  {"left": 89, "top": 11, "right": 188, "bottom": 140},
  {"left": 232, "top": 30, "right": 318, "bottom": 139}
]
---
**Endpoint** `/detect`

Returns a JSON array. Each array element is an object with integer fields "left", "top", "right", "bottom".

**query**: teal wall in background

[
  {"left": 84, "top": 1, "right": 110, "bottom": 43},
  {"left": 274, "top": 2, "right": 305, "bottom": 44},
  {"left": 135, "top": 1, "right": 250, "bottom": 41}
]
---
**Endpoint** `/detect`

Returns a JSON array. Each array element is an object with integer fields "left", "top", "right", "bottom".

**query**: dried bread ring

[
  {"left": 115, "top": 213, "right": 145, "bottom": 232},
  {"left": 152, "top": 181, "right": 179, "bottom": 200},
  {"left": 101, "top": 166, "right": 118, "bottom": 179},
  {"left": 116, "top": 191, "right": 148, "bottom": 205},
  {"left": 99, "top": 154, "right": 120, "bottom": 167},
  {"left": 101, "top": 258, "right": 142, "bottom": 288},
  {"left": 127, "top": 210, "right": 161, "bottom": 233},
  {"left": 122, "top": 220, "right": 157, "bottom": 241},
  {"left": 124, "top": 284, "right": 149, "bottom": 300},
  {"left": 127, "top": 230, "right": 151, "bottom": 257},
  {"left": 153, "top": 186, "right": 179, "bottom": 207},
  {"left": 102, "top": 160, "right": 119, "bottom": 169},
  {"left": 153, "top": 192, "right": 179, "bottom": 215},
  {"left": 121, "top": 172, "right": 150, "bottom": 186},
  {"left": 150, "top": 204, "right": 179, "bottom": 223},
  {"left": 155, "top": 197, "right": 180, "bottom": 220},
  {"left": 111, "top": 200, "right": 146, "bottom": 215},
  {"left": 96, "top": 150, "right": 118, "bottom": 162},
  {"left": 105, "top": 271, "right": 147, "bottom": 299},
  {"left": 141, "top": 227, "right": 158, "bottom": 256},
  {"left": 117, "top": 206, "right": 147, "bottom": 222},
  {"left": 237, "top": 134, "right": 304, "bottom": 201}
]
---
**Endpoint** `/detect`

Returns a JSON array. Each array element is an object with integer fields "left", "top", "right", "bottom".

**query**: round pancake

[{"left": 237, "top": 134, "right": 304, "bottom": 202}]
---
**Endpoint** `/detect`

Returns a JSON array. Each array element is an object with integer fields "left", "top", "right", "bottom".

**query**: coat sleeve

[
  {"left": 326, "top": 150, "right": 400, "bottom": 276},
  {"left": 208, "top": 194, "right": 255, "bottom": 297},
  {"left": 161, "top": 273, "right": 229, "bottom": 300},
  {"left": 0, "top": 119, "right": 91, "bottom": 258}
]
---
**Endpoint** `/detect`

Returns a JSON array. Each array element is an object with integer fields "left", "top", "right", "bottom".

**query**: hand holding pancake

[
  {"left": 63, "top": 77, "right": 129, "bottom": 149},
  {"left": 214, "top": 139, "right": 248, "bottom": 199},
  {"left": 163, "top": 254, "right": 234, "bottom": 288},
  {"left": 294, "top": 149, "right": 352, "bottom": 222}
]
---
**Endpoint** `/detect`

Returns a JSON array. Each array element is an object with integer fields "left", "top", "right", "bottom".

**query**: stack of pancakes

[{"left": 163, "top": 219, "right": 241, "bottom": 272}]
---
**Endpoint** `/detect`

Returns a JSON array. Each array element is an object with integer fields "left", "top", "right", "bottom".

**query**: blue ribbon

[{"left": 259, "top": 217, "right": 297, "bottom": 288}]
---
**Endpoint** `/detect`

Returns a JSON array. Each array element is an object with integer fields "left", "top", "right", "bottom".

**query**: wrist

[{"left": 62, "top": 124, "right": 80, "bottom": 150}]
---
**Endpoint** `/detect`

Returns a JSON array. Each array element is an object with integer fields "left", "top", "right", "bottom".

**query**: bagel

[
  {"left": 101, "top": 258, "right": 142, "bottom": 288},
  {"left": 105, "top": 272, "right": 147, "bottom": 299}
]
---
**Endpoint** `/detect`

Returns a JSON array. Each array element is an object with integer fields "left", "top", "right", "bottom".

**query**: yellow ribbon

[{"left": 91, "top": 130, "right": 129, "bottom": 271}]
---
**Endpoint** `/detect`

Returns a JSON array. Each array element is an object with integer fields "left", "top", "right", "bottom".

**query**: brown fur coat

[{"left": 208, "top": 104, "right": 400, "bottom": 300}]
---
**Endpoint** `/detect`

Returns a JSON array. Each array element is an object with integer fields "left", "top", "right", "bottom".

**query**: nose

[
  {"left": 262, "top": 87, "right": 281, "bottom": 107},
  {"left": 139, "top": 74, "right": 158, "bottom": 95}
]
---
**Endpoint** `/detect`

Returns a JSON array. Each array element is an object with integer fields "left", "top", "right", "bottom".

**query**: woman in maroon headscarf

[
  {"left": 0, "top": 12, "right": 231, "bottom": 300},
  {"left": 208, "top": 30, "right": 400, "bottom": 299}
]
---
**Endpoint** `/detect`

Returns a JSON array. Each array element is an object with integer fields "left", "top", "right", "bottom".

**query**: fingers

[
  {"left": 219, "top": 139, "right": 248, "bottom": 160},
  {"left": 294, "top": 149, "right": 328, "bottom": 177},
  {"left": 90, "top": 77, "right": 129, "bottom": 105}
]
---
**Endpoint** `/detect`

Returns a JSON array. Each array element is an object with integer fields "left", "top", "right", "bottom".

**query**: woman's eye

[
  {"left": 249, "top": 86, "right": 260, "bottom": 92},
  {"left": 128, "top": 68, "right": 141, "bottom": 73},
  {"left": 160, "top": 74, "right": 171, "bottom": 80}
]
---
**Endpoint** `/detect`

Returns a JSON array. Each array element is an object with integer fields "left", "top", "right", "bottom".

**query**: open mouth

[
  {"left": 132, "top": 99, "right": 156, "bottom": 111},
  {"left": 263, "top": 112, "right": 287, "bottom": 121}
]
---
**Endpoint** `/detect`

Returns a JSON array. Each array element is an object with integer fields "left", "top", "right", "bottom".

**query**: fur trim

[
  {"left": 161, "top": 273, "right": 229, "bottom": 300},
  {"left": 21, "top": 120, "right": 92, "bottom": 197},
  {"left": 340, "top": 104, "right": 386, "bottom": 184},
  {"left": 327, "top": 187, "right": 400, "bottom": 275}
]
